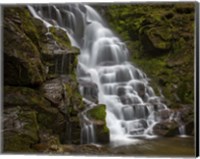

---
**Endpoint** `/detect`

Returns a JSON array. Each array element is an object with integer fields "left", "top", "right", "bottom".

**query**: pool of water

[{"left": 109, "top": 136, "right": 195, "bottom": 157}]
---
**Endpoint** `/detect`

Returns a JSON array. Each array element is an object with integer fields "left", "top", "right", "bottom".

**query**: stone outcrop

[
  {"left": 4, "top": 7, "right": 46, "bottom": 86},
  {"left": 3, "top": 6, "right": 83, "bottom": 152}
]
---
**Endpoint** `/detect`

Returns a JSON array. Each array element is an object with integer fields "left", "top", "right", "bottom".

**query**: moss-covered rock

[
  {"left": 87, "top": 104, "right": 110, "bottom": 144},
  {"left": 3, "top": 107, "right": 39, "bottom": 152},
  {"left": 39, "top": 25, "right": 79, "bottom": 76},
  {"left": 88, "top": 104, "right": 107, "bottom": 121},
  {"left": 3, "top": 5, "right": 84, "bottom": 152},
  {"left": 4, "top": 85, "right": 66, "bottom": 145},
  {"left": 3, "top": 7, "right": 46, "bottom": 86},
  {"left": 62, "top": 75, "right": 85, "bottom": 144},
  {"left": 4, "top": 86, "right": 55, "bottom": 112},
  {"left": 140, "top": 26, "right": 172, "bottom": 54}
]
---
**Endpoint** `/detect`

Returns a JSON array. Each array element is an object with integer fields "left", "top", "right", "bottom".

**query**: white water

[{"left": 28, "top": 4, "right": 179, "bottom": 146}]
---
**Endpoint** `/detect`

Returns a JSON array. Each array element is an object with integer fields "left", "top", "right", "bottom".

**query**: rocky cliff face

[
  {"left": 94, "top": 3, "right": 195, "bottom": 136},
  {"left": 3, "top": 6, "right": 84, "bottom": 153}
]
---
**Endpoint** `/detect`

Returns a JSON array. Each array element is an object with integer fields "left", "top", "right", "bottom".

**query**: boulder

[
  {"left": 41, "top": 78, "right": 64, "bottom": 106},
  {"left": 155, "top": 109, "right": 172, "bottom": 121},
  {"left": 140, "top": 26, "right": 172, "bottom": 54},
  {"left": 153, "top": 120, "right": 179, "bottom": 137},
  {"left": 185, "top": 119, "right": 194, "bottom": 136}
]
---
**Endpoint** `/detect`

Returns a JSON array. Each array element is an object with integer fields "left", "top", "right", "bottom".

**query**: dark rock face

[
  {"left": 40, "top": 27, "right": 79, "bottom": 76},
  {"left": 3, "top": 8, "right": 46, "bottom": 86},
  {"left": 3, "top": 107, "right": 39, "bottom": 152},
  {"left": 3, "top": 6, "right": 83, "bottom": 152}
]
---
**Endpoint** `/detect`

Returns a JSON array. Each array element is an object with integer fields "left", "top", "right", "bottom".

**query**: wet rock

[
  {"left": 153, "top": 120, "right": 179, "bottom": 137},
  {"left": 117, "top": 86, "right": 127, "bottom": 96},
  {"left": 3, "top": 7, "right": 83, "bottom": 152},
  {"left": 87, "top": 105, "right": 110, "bottom": 144},
  {"left": 178, "top": 105, "right": 194, "bottom": 136},
  {"left": 130, "top": 81, "right": 146, "bottom": 98},
  {"left": 3, "top": 107, "right": 39, "bottom": 152},
  {"left": 41, "top": 51, "right": 78, "bottom": 76},
  {"left": 74, "top": 144, "right": 110, "bottom": 155},
  {"left": 40, "top": 27, "right": 79, "bottom": 76},
  {"left": 185, "top": 120, "right": 194, "bottom": 136},
  {"left": 62, "top": 75, "right": 86, "bottom": 144},
  {"left": 132, "top": 104, "right": 149, "bottom": 119},
  {"left": 4, "top": 11, "right": 46, "bottom": 86},
  {"left": 4, "top": 85, "right": 66, "bottom": 145},
  {"left": 155, "top": 109, "right": 172, "bottom": 121},
  {"left": 4, "top": 86, "right": 52, "bottom": 109},
  {"left": 78, "top": 78, "right": 98, "bottom": 103},
  {"left": 41, "top": 78, "right": 64, "bottom": 107}
]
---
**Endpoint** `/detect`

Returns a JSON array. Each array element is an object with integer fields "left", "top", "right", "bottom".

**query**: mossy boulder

[
  {"left": 3, "top": 107, "right": 39, "bottom": 152},
  {"left": 87, "top": 104, "right": 110, "bottom": 144},
  {"left": 39, "top": 26, "right": 79, "bottom": 76},
  {"left": 140, "top": 26, "right": 172, "bottom": 54},
  {"left": 63, "top": 75, "right": 85, "bottom": 144},
  {"left": 3, "top": 7, "right": 46, "bottom": 86}
]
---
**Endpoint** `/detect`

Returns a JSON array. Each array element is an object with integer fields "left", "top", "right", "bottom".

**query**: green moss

[
  {"left": 49, "top": 27, "right": 78, "bottom": 52},
  {"left": 4, "top": 7, "right": 46, "bottom": 86},
  {"left": 5, "top": 86, "right": 47, "bottom": 106},
  {"left": 3, "top": 108, "right": 39, "bottom": 153},
  {"left": 4, "top": 133, "right": 37, "bottom": 153},
  {"left": 88, "top": 104, "right": 106, "bottom": 121},
  {"left": 64, "top": 75, "right": 85, "bottom": 114},
  {"left": 103, "top": 124, "right": 109, "bottom": 134},
  {"left": 18, "top": 110, "right": 39, "bottom": 141}
]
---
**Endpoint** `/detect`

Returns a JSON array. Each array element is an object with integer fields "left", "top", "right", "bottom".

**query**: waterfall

[{"left": 28, "top": 4, "right": 170, "bottom": 146}]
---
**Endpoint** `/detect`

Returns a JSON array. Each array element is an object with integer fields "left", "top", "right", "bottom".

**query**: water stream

[{"left": 28, "top": 4, "right": 186, "bottom": 146}]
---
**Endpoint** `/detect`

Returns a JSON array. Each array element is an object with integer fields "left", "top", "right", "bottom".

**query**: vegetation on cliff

[
  {"left": 94, "top": 2, "right": 195, "bottom": 137},
  {"left": 96, "top": 3, "right": 195, "bottom": 109},
  {"left": 3, "top": 6, "right": 85, "bottom": 153}
]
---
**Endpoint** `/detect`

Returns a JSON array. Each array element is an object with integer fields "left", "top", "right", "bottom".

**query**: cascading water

[{"left": 28, "top": 4, "right": 176, "bottom": 146}]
